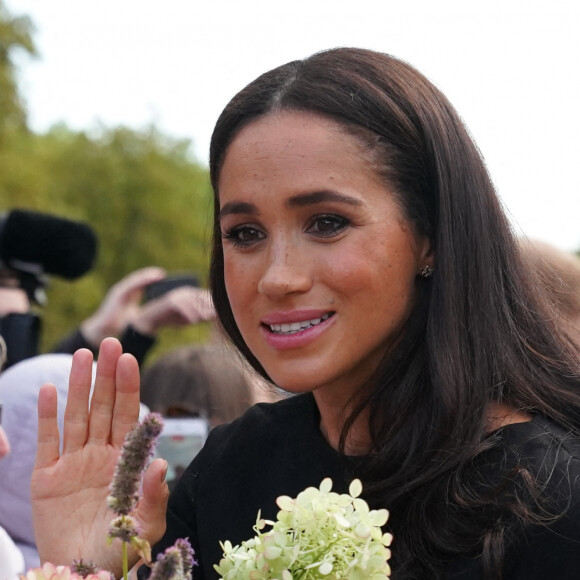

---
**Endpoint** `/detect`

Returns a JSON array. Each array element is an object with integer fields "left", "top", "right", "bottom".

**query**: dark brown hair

[
  {"left": 520, "top": 238, "right": 580, "bottom": 346},
  {"left": 208, "top": 48, "right": 580, "bottom": 578},
  {"left": 140, "top": 345, "right": 253, "bottom": 424}
]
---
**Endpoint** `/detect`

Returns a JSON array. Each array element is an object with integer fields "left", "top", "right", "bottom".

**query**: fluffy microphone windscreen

[{"left": 0, "top": 209, "right": 98, "bottom": 279}]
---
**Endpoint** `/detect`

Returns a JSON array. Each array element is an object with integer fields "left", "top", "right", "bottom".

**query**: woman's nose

[{"left": 257, "top": 244, "right": 312, "bottom": 299}]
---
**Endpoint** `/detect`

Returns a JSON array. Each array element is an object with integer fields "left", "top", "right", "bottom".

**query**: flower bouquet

[
  {"left": 215, "top": 478, "right": 392, "bottom": 580},
  {"left": 24, "top": 414, "right": 392, "bottom": 580}
]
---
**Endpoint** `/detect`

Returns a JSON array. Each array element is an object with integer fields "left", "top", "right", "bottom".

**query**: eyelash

[
  {"left": 305, "top": 214, "right": 350, "bottom": 238},
  {"left": 222, "top": 225, "right": 265, "bottom": 249},
  {"left": 221, "top": 214, "right": 350, "bottom": 249}
]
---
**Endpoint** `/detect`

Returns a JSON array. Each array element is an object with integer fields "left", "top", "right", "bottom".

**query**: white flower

[{"left": 214, "top": 478, "right": 392, "bottom": 579}]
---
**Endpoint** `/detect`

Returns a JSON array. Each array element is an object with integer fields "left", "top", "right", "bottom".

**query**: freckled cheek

[
  {"left": 320, "top": 247, "right": 417, "bottom": 311},
  {"left": 223, "top": 258, "right": 257, "bottom": 311},
  {"left": 224, "top": 255, "right": 266, "bottom": 327},
  {"left": 317, "top": 246, "right": 385, "bottom": 293}
]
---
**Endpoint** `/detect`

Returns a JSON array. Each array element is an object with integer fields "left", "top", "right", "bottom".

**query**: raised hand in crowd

[{"left": 31, "top": 338, "right": 168, "bottom": 577}]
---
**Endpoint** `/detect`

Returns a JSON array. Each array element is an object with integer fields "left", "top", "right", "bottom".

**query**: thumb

[{"left": 138, "top": 458, "right": 170, "bottom": 546}]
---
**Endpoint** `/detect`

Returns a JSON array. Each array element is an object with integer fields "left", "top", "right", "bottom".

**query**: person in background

[
  {"left": 0, "top": 263, "right": 215, "bottom": 369},
  {"left": 0, "top": 208, "right": 215, "bottom": 369},
  {"left": 30, "top": 48, "right": 580, "bottom": 579},
  {"left": 519, "top": 238, "right": 580, "bottom": 347},
  {"left": 0, "top": 430, "right": 25, "bottom": 580},
  {"left": 0, "top": 327, "right": 25, "bottom": 580},
  {"left": 140, "top": 344, "right": 254, "bottom": 426},
  {"left": 0, "top": 209, "right": 97, "bottom": 369},
  {"left": 53, "top": 267, "right": 216, "bottom": 366},
  {"left": 139, "top": 344, "right": 255, "bottom": 489}
]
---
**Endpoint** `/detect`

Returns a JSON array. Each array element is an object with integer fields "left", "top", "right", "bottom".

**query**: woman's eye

[
  {"left": 222, "top": 225, "right": 265, "bottom": 248},
  {"left": 306, "top": 215, "right": 350, "bottom": 238}
]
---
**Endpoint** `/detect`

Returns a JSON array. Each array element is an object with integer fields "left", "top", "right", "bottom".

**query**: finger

[
  {"left": 111, "top": 353, "right": 141, "bottom": 447},
  {"left": 62, "top": 348, "right": 94, "bottom": 453},
  {"left": 167, "top": 288, "right": 215, "bottom": 323},
  {"left": 137, "top": 458, "right": 170, "bottom": 546},
  {"left": 35, "top": 383, "right": 60, "bottom": 468},
  {"left": 115, "top": 267, "right": 166, "bottom": 297},
  {"left": 88, "top": 337, "right": 123, "bottom": 443}
]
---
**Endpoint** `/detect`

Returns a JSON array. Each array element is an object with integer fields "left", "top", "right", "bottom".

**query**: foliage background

[{"left": 0, "top": 1, "right": 214, "bottom": 358}]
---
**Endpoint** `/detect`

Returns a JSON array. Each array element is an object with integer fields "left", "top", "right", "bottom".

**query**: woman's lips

[
  {"left": 261, "top": 311, "right": 336, "bottom": 350},
  {"left": 266, "top": 312, "right": 333, "bottom": 334}
]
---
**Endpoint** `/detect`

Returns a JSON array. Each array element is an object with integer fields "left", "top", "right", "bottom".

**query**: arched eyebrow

[
  {"left": 219, "top": 190, "right": 362, "bottom": 219},
  {"left": 219, "top": 201, "right": 257, "bottom": 219},
  {"left": 287, "top": 190, "right": 363, "bottom": 208}
]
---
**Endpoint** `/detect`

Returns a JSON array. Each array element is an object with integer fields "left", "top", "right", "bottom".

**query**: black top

[
  {"left": 52, "top": 325, "right": 155, "bottom": 366},
  {"left": 150, "top": 393, "right": 580, "bottom": 579}
]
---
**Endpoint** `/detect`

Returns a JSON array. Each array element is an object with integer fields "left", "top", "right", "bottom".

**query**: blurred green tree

[
  {"left": 33, "top": 124, "right": 214, "bottom": 354},
  {"left": 0, "top": 2, "right": 214, "bottom": 360},
  {"left": 0, "top": 0, "right": 35, "bottom": 139}
]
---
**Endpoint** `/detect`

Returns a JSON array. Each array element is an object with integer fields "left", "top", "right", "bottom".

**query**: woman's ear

[{"left": 417, "top": 237, "right": 435, "bottom": 278}]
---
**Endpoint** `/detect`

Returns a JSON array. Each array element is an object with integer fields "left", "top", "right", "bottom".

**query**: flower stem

[{"left": 122, "top": 540, "right": 128, "bottom": 580}]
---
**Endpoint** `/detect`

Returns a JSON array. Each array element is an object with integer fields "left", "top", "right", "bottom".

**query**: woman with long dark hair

[{"left": 32, "top": 48, "right": 580, "bottom": 579}]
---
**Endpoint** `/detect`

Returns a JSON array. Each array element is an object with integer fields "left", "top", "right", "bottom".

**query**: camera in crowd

[{"left": 0, "top": 209, "right": 98, "bottom": 368}]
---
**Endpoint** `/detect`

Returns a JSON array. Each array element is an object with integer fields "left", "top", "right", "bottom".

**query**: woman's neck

[
  {"left": 314, "top": 390, "right": 371, "bottom": 455},
  {"left": 486, "top": 401, "right": 532, "bottom": 432}
]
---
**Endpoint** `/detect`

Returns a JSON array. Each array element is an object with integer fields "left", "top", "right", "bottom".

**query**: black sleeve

[
  {"left": 51, "top": 328, "right": 97, "bottom": 355},
  {"left": 504, "top": 456, "right": 580, "bottom": 579},
  {"left": 448, "top": 420, "right": 580, "bottom": 580},
  {"left": 119, "top": 325, "right": 156, "bottom": 367},
  {"left": 51, "top": 325, "right": 155, "bottom": 366}
]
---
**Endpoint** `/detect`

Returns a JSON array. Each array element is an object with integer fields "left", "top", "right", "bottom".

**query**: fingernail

[{"left": 160, "top": 459, "right": 168, "bottom": 483}]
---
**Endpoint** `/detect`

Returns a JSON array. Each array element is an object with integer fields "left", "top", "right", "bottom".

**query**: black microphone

[{"left": 0, "top": 209, "right": 98, "bottom": 279}]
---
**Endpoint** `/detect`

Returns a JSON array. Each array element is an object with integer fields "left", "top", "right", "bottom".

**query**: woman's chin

[{"left": 272, "top": 382, "right": 318, "bottom": 395}]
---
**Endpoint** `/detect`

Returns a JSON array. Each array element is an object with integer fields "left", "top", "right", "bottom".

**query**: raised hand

[
  {"left": 79, "top": 268, "right": 167, "bottom": 347},
  {"left": 31, "top": 338, "right": 169, "bottom": 577},
  {"left": 132, "top": 287, "right": 215, "bottom": 336}
]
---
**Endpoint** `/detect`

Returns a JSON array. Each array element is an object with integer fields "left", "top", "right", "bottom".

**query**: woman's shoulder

[
  {"left": 467, "top": 416, "right": 580, "bottom": 579},
  {"left": 497, "top": 414, "right": 580, "bottom": 511},
  {"left": 500, "top": 414, "right": 580, "bottom": 469},
  {"left": 504, "top": 416, "right": 580, "bottom": 537},
  {"left": 503, "top": 418, "right": 580, "bottom": 579}
]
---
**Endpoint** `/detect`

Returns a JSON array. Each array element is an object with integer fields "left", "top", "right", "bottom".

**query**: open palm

[{"left": 31, "top": 338, "right": 169, "bottom": 577}]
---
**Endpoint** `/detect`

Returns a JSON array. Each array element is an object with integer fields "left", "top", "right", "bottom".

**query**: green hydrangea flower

[{"left": 214, "top": 478, "right": 393, "bottom": 579}]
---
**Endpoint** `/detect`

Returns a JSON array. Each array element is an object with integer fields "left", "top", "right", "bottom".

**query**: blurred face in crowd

[
  {"left": 0, "top": 269, "right": 29, "bottom": 316},
  {"left": 218, "top": 111, "right": 431, "bottom": 403}
]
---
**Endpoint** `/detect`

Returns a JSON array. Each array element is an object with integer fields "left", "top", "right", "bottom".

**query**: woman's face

[{"left": 218, "top": 111, "right": 432, "bottom": 402}]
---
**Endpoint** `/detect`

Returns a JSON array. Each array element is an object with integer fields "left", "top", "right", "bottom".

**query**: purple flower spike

[
  {"left": 148, "top": 548, "right": 182, "bottom": 580},
  {"left": 148, "top": 541, "right": 197, "bottom": 580},
  {"left": 174, "top": 539, "right": 197, "bottom": 577},
  {"left": 108, "top": 515, "right": 141, "bottom": 543},
  {"left": 107, "top": 413, "right": 164, "bottom": 515}
]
